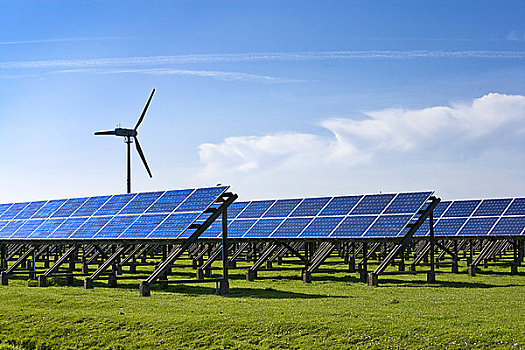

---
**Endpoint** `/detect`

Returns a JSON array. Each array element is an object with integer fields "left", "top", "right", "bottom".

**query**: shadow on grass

[
  {"left": 152, "top": 284, "right": 350, "bottom": 299},
  {"left": 376, "top": 277, "right": 521, "bottom": 289}
]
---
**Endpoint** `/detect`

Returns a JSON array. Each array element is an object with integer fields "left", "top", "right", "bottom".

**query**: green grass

[{"left": 0, "top": 263, "right": 523, "bottom": 349}]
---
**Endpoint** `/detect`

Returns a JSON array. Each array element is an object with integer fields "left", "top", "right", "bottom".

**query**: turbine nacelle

[{"left": 94, "top": 88, "right": 155, "bottom": 192}]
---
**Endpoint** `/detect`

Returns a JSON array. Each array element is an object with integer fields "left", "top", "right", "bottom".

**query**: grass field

[{"left": 0, "top": 261, "right": 523, "bottom": 350}]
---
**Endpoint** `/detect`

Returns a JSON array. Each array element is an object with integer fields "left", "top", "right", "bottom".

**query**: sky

[{"left": 1, "top": 0, "right": 525, "bottom": 203}]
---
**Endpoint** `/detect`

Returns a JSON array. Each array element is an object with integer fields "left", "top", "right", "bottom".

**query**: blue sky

[{"left": 1, "top": 0, "right": 525, "bottom": 202}]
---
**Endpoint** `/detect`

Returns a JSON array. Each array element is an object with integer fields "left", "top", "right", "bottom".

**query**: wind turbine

[{"left": 94, "top": 89, "right": 155, "bottom": 193}]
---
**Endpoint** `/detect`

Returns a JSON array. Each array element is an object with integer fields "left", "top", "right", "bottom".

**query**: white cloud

[
  {"left": 50, "top": 68, "right": 297, "bottom": 83},
  {"left": 2, "top": 50, "right": 525, "bottom": 70},
  {"left": 198, "top": 93, "right": 525, "bottom": 179}
]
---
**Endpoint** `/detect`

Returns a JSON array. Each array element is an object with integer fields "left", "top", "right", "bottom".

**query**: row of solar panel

[
  {"left": 433, "top": 198, "right": 525, "bottom": 218},
  {"left": 195, "top": 191, "right": 434, "bottom": 239},
  {"left": 415, "top": 198, "right": 525, "bottom": 237},
  {"left": 0, "top": 186, "right": 228, "bottom": 221},
  {"left": 0, "top": 186, "right": 228, "bottom": 240},
  {"left": 228, "top": 191, "right": 433, "bottom": 219}
]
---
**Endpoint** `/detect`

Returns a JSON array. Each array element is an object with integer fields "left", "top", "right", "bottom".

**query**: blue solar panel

[
  {"left": 270, "top": 217, "right": 313, "bottom": 238},
  {"left": 0, "top": 203, "right": 12, "bottom": 218},
  {"left": 458, "top": 217, "right": 498, "bottom": 236},
  {"left": 228, "top": 219, "right": 257, "bottom": 238},
  {"left": 350, "top": 194, "right": 395, "bottom": 215},
  {"left": 175, "top": 186, "right": 227, "bottom": 212},
  {"left": 442, "top": 200, "right": 480, "bottom": 217},
  {"left": 319, "top": 196, "right": 362, "bottom": 216},
  {"left": 29, "top": 218, "right": 67, "bottom": 239},
  {"left": 146, "top": 189, "right": 192, "bottom": 213},
  {"left": 14, "top": 201, "right": 47, "bottom": 219},
  {"left": 237, "top": 200, "right": 275, "bottom": 219},
  {"left": 119, "top": 214, "right": 168, "bottom": 239},
  {"left": 263, "top": 199, "right": 301, "bottom": 218},
  {"left": 243, "top": 218, "right": 283, "bottom": 238},
  {"left": 432, "top": 201, "right": 451, "bottom": 218},
  {"left": 363, "top": 215, "right": 413, "bottom": 237},
  {"left": 147, "top": 212, "right": 200, "bottom": 238},
  {"left": 300, "top": 216, "right": 343, "bottom": 237},
  {"left": 504, "top": 198, "right": 525, "bottom": 216},
  {"left": 0, "top": 202, "right": 29, "bottom": 220},
  {"left": 384, "top": 192, "right": 432, "bottom": 214},
  {"left": 51, "top": 198, "right": 88, "bottom": 218},
  {"left": 94, "top": 194, "right": 135, "bottom": 216},
  {"left": 490, "top": 217, "right": 525, "bottom": 235},
  {"left": 49, "top": 217, "right": 89, "bottom": 239},
  {"left": 0, "top": 221, "right": 26, "bottom": 238},
  {"left": 71, "top": 196, "right": 111, "bottom": 217},
  {"left": 473, "top": 199, "right": 512, "bottom": 217},
  {"left": 331, "top": 216, "right": 376, "bottom": 237},
  {"left": 10, "top": 219, "right": 45, "bottom": 239},
  {"left": 0, "top": 221, "right": 9, "bottom": 231},
  {"left": 119, "top": 192, "right": 163, "bottom": 215},
  {"left": 199, "top": 221, "right": 223, "bottom": 238},
  {"left": 290, "top": 197, "right": 330, "bottom": 217},
  {"left": 69, "top": 216, "right": 112, "bottom": 239},
  {"left": 93, "top": 215, "right": 138, "bottom": 239},
  {"left": 32, "top": 199, "right": 67, "bottom": 219},
  {"left": 434, "top": 218, "right": 467, "bottom": 236},
  {"left": 227, "top": 202, "right": 250, "bottom": 220}
]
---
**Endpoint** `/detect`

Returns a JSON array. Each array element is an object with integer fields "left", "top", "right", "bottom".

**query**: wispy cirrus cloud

[
  {"left": 199, "top": 93, "right": 525, "bottom": 177},
  {"left": 2, "top": 50, "right": 525, "bottom": 70},
  {"left": 51, "top": 67, "right": 299, "bottom": 82}
]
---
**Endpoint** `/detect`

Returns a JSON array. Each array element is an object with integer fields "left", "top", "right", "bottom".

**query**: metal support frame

[
  {"left": 139, "top": 192, "right": 237, "bottom": 297},
  {"left": 369, "top": 196, "right": 440, "bottom": 286}
]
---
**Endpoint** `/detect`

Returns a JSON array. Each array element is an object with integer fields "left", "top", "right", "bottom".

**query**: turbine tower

[{"left": 94, "top": 89, "right": 155, "bottom": 193}]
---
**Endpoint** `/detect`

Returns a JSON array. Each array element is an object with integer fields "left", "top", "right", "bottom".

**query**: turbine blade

[
  {"left": 134, "top": 137, "right": 152, "bottom": 178},
  {"left": 94, "top": 130, "right": 117, "bottom": 135},
  {"left": 134, "top": 88, "right": 155, "bottom": 130}
]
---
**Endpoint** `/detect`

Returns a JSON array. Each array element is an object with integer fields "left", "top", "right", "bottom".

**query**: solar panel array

[
  {"left": 415, "top": 198, "right": 525, "bottom": 237},
  {"left": 198, "top": 191, "right": 433, "bottom": 239},
  {"left": 0, "top": 186, "right": 228, "bottom": 241}
]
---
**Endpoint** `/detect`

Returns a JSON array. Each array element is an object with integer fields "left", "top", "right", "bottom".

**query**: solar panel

[
  {"left": 208, "top": 192, "right": 432, "bottom": 239},
  {"left": 32, "top": 199, "right": 67, "bottom": 219},
  {"left": 300, "top": 216, "right": 343, "bottom": 237},
  {"left": 319, "top": 196, "right": 362, "bottom": 216},
  {"left": 0, "top": 202, "right": 29, "bottom": 220},
  {"left": 71, "top": 196, "right": 111, "bottom": 217},
  {"left": 290, "top": 197, "right": 330, "bottom": 217},
  {"left": 263, "top": 199, "right": 302, "bottom": 218},
  {"left": 505, "top": 198, "right": 525, "bottom": 216},
  {"left": 473, "top": 199, "right": 512, "bottom": 216},
  {"left": 0, "top": 186, "right": 229, "bottom": 241},
  {"left": 244, "top": 218, "right": 284, "bottom": 238},
  {"left": 434, "top": 218, "right": 467, "bottom": 236},
  {"left": 14, "top": 201, "right": 46, "bottom": 219},
  {"left": 147, "top": 212, "right": 201, "bottom": 239},
  {"left": 270, "top": 217, "right": 313, "bottom": 238},
  {"left": 237, "top": 200, "right": 275, "bottom": 219},
  {"left": 416, "top": 197, "right": 525, "bottom": 237},
  {"left": 49, "top": 217, "right": 88, "bottom": 239},
  {"left": 146, "top": 189, "right": 193, "bottom": 213},
  {"left": 331, "top": 216, "right": 376, "bottom": 237},
  {"left": 442, "top": 200, "right": 480, "bottom": 217},
  {"left": 350, "top": 194, "right": 396, "bottom": 215},
  {"left": 29, "top": 218, "right": 67, "bottom": 239},
  {"left": 10, "top": 219, "right": 45, "bottom": 239},
  {"left": 51, "top": 198, "right": 88, "bottom": 218},
  {"left": 363, "top": 214, "right": 413, "bottom": 237},
  {"left": 384, "top": 192, "right": 433, "bottom": 214},
  {"left": 119, "top": 214, "right": 168, "bottom": 239},
  {"left": 490, "top": 217, "right": 525, "bottom": 236},
  {"left": 94, "top": 194, "right": 135, "bottom": 216}
]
